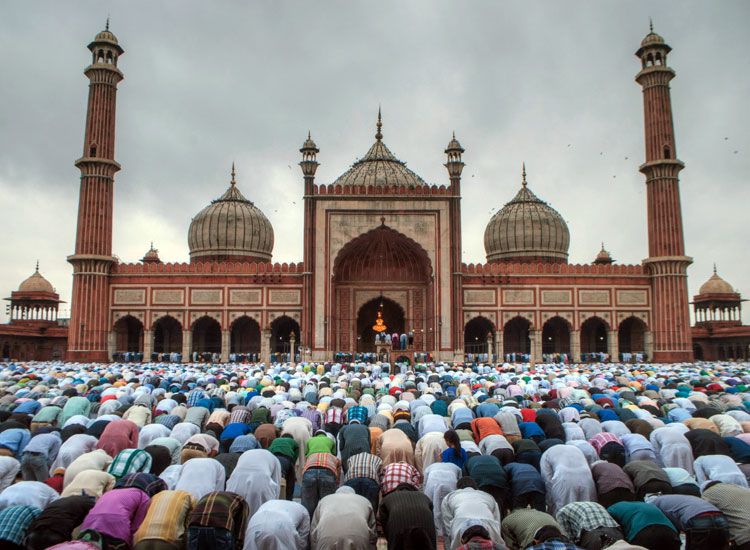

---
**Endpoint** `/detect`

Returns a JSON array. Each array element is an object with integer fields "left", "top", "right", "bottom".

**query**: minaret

[
  {"left": 445, "top": 132, "right": 464, "bottom": 359},
  {"left": 67, "top": 22, "right": 124, "bottom": 362},
  {"left": 300, "top": 131, "right": 319, "bottom": 358},
  {"left": 635, "top": 23, "right": 693, "bottom": 362}
]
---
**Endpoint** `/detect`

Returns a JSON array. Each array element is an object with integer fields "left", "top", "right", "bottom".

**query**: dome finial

[
  {"left": 35, "top": 260, "right": 39, "bottom": 273},
  {"left": 521, "top": 162, "right": 527, "bottom": 187},
  {"left": 105, "top": 15, "right": 110, "bottom": 31},
  {"left": 375, "top": 106, "right": 383, "bottom": 141},
  {"left": 713, "top": 262, "right": 717, "bottom": 274},
  {"left": 230, "top": 162, "right": 236, "bottom": 186},
  {"left": 649, "top": 17, "right": 653, "bottom": 33}
]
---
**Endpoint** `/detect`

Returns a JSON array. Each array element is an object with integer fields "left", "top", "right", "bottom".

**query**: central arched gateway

[{"left": 332, "top": 223, "right": 434, "bottom": 354}]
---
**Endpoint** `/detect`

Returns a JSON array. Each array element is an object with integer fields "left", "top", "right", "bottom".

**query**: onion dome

[
  {"left": 188, "top": 164, "right": 274, "bottom": 263},
  {"left": 484, "top": 164, "right": 570, "bottom": 263},
  {"left": 698, "top": 265, "right": 736, "bottom": 295},
  {"left": 89, "top": 19, "right": 123, "bottom": 53},
  {"left": 18, "top": 262, "right": 55, "bottom": 293},
  {"left": 594, "top": 243, "right": 614, "bottom": 265},
  {"left": 332, "top": 109, "right": 428, "bottom": 188},
  {"left": 142, "top": 243, "right": 162, "bottom": 264}
]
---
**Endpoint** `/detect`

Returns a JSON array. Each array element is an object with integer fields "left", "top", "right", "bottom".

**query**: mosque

[{"left": 1, "top": 24, "right": 749, "bottom": 364}]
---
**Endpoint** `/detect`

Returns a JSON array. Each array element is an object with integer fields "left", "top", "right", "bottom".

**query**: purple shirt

[{"left": 80, "top": 488, "right": 150, "bottom": 544}]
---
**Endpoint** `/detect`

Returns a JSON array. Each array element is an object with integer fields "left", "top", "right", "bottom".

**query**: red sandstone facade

[{"left": 5, "top": 24, "right": 749, "bottom": 364}]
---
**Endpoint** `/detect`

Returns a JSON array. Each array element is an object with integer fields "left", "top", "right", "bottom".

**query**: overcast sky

[{"left": 1, "top": 1, "right": 748, "bottom": 323}]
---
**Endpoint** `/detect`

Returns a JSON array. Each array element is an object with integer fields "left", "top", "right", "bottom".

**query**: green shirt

[
  {"left": 608, "top": 501, "right": 676, "bottom": 541},
  {"left": 268, "top": 437, "right": 299, "bottom": 461},
  {"left": 32, "top": 406, "right": 62, "bottom": 424},
  {"left": 305, "top": 434, "right": 335, "bottom": 457}
]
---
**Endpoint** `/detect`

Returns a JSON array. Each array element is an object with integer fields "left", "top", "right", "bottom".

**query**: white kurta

[
  {"left": 310, "top": 493, "right": 376, "bottom": 550},
  {"left": 244, "top": 499, "right": 310, "bottom": 550},
  {"left": 281, "top": 416, "right": 313, "bottom": 479},
  {"left": 694, "top": 455, "right": 748, "bottom": 487},
  {"left": 175, "top": 457, "right": 226, "bottom": 500},
  {"left": 170, "top": 422, "right": 200, "bottom": 445},
  {"left": 0, "top": 481, "right": 59, "bottom": 510},
  {"left": 138, "top": 424, "right": 172, "bottom": 449},
  {"left": 0, "top": 457, "right": 20, "bottom": 492},
  {"left": 650, "top": 427, "right": 694, "bottom": 473},
  {"left": 441, "top": 488, "right": 502, "bottom": 550},
  {"left": 226, "top": 449, "right": 282, "bottom": 518},
  {"left": 540, "top": 444, "right": 597, "bottom": 515},
  {"left": 415, "top": 432, "right": 448, "bottom": 472},
  {"left": 49, "top": 434, "right": 98, "bottom": 475},
  {"left": 423, "top": 462, "right": 461, "bottom": 536}
]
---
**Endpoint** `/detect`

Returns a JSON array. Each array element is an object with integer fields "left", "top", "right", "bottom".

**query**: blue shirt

[
  {"left": 441, "top": 447, "right": 468, "bottom": 468},
  {"left": 0, "top": 429, "right": 31, "bottom": 455}
]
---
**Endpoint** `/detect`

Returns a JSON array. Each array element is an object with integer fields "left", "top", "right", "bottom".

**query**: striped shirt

[
  {"left": 133, "top": 490, "right": 195, "bottom": 544},
  {"left": 347, "top": 406, "right": 369, "bottom": 424},
  {"left": 188, "top": 491, "right": 249, "bottom": 545},
  {"left": 324, "top": 407, "right": 345, "bottom": 425}
]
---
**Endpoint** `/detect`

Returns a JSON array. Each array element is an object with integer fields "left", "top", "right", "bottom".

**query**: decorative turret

[
  {"left": 299, "top": 131, "right": 319, "bottom": 179},
  {"left": 693, "top": 265, "right": 744, "bottom": 326},
  {"left": 5, "top": 262, "right": 62, "bottom": 323},
  {"left": 594, "top": 243, "right": 614, "bottom": 265},
  {"left": 141, "top": 243, "right": 161, "bottom": 264},
  {"left": 444, "top": 132, "right": 465, "bottom": 181}
]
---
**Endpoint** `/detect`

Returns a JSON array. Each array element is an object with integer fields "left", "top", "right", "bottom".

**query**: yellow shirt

[{"left": 133, "top": 490, "right": 195, "bottom": 545}]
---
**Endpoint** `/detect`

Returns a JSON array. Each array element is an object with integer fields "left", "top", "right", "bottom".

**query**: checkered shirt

[
  {"left": 304, "top": 452, "right": 341, "bottom": 483},
  {"left": 0, "top": 505, "right": 41, "bottom": 545},
  {"left": 556, "top": 501, "right": 620, "bottom": 540},
  {"left": 347, "top": 406, "right": 369, "bottom": 424},
  {"left": 381, "top": 462, "right": 422, "bottom": 495},
  {"left": 344, "top": 452, "right": 382, "bottom": 483},
  {"left": 108, "top": 448, "right": 153, "bottom": 479}
]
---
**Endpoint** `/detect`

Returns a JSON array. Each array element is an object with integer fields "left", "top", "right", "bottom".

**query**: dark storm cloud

[{"left": 1, "top": 0, "right": 748, "bottom": 321}]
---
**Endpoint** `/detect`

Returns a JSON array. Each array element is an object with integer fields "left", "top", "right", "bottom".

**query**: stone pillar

[
  {"left": 530, "top": 330, "right": 541, "bottom": 364},
  {"left": 644, "top": 331, "right": 653, "bottom": 361},
  {"left": 608, "top": 330, "right": 619, "bottom": 362},
  {"left": 290, "top": 335, "right": 297, "bottom": 366},
  {"left": 143, "top": 330, "right": 153, "bottom": 362},
  {"left": 570, "top": 330, "right": 581, "bottom": 363},
  {"left": 495, "top": 331, "right": 503, "bottom": 363},
  {"left": 182, "top": 330, "right": 192, "bottom": 363},
  {"left": 107, "top": 331, "right": 116, "bottom": 362},
  {"left": 221, "top": 330, "right": 230, "bottom": 363},
  {"left": 261, "top": 328, "right": 271, "bottom": 364}
]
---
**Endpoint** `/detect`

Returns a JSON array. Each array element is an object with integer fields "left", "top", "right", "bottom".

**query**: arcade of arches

[
  {"left": 331, "top": 224, "right": 434, "bottom": 356},
  {"left": 110, "top": 313, "right": 301, "bottom": 362},
  {"left": 461, "top": 314, "right": 651, "bottom": 363}
]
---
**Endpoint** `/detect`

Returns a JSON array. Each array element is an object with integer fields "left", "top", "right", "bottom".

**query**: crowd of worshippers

[{"left": 0, "top": 360, "right": 747, "bottom": 550}]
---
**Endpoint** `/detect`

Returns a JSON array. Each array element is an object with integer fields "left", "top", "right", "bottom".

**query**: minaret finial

[
  {"left": 521, "top": 162, "right": 527, "bottom": 187},
  {"left": 35, "top": 260, "right": 39, "bottom": 272},
  {"left": 230, "top": 162, "right": 236, "bottom": 186},
  {"left": 150, "top": 241, "right": 154, "bottom": 250},
  {"left": 649, "top": 18, "right": 653, "bottom": 32},
  {"left": 307, "top": 130, "right": 311, "bottom": 140},
  {"left": 106, "top": 16, "right": 110, "bottom": 31},
  {"left": 601, "top": 242, "right": 605, "bottom": 250},
  {"left": 713, "top": 262, "right": 717, "bottom": 274},
  {"left": 376, "top": 106, "right": 383, "bottom": 141}
]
